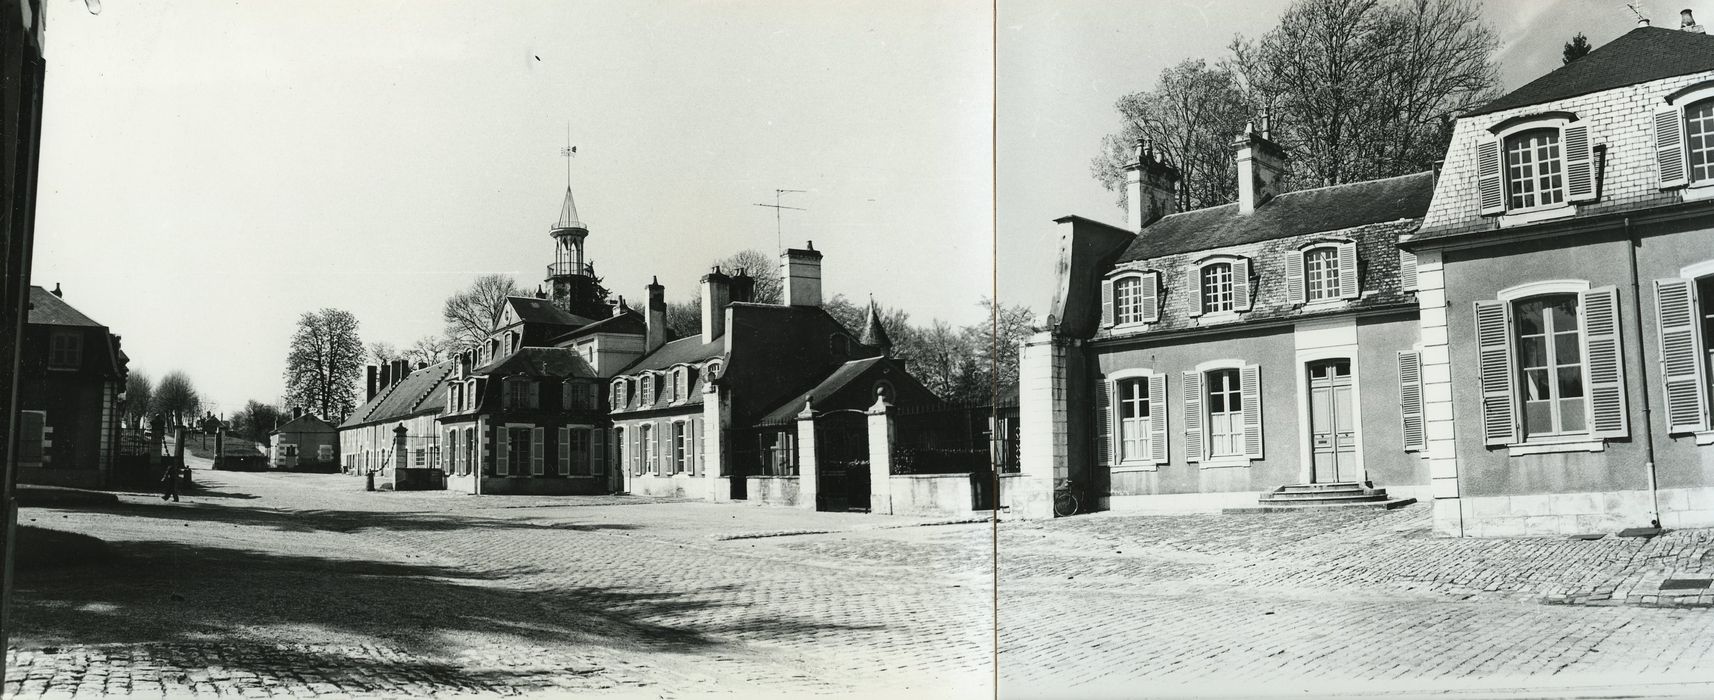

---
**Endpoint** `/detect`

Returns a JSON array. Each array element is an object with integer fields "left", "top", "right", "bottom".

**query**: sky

[
  {"left": 996, "top": 0, "right": 1650, "bottom": 322},
  {"left": 32, "top": 1, "right": 993, "bottom": 414}
]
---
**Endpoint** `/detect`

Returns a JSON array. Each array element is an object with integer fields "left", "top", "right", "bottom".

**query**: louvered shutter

[
  {"left": 592, "top": 428, "right": 606, "bottom": 477},
  {"left": 1337, "top": 242, "right": 1359, "bottom": 299},
  {"left": 1140, "top": 272, "right": 1160, "bottom": 323},
  {"left": 655, "top": 424, "right": 666, "bottom": 475},
  {"left": 558, "top": 427, "right": 570, "bottom": 475},
  {"left": 1147, "top": 374, "right": 1168, "bottom": 465},
  {"left": 1656, "top": 106, "right": 1688, "bottom": 189},
  {"left": 1285, "top": 250, "right": 1306, "bottom": 305},
  {"left": 1477, "top": 139, "right": 1505, "bottom": 215},
  {"left": 1580, "top": 287, "right": 1628, "bottom": 438},
  {"left": 1657, "top": 278, "right": 1709, "bottom": 433},
  {"left": 634, "top": 428, "right": 646, "bottom": 476},
  {"left": 1182, "top": 371, "right": 1203, "bottom": 463},
  {"left": 1399, "top": 248, "right": 1419, "bottom": 291},
  {"left": 531, "top": 427, "right": 544, "bottom": 475},
  {"left": 690, "top": 418, "right": 702, "bottom": 476},
  {"left": 1563, "top": 124, "right": 1596, "bottom": 202},
  {"left": 496, "top": 427, "right": 510, "bottom": 475},
  {"left": 1474, "top": 299, "right": 1518, "bottom": 445},
  {"left": 1240, "top": 365, "right": 1264, "bottom": 459},
  {"left": 1100, "top": 279, "right": 1115, "bottom": 328},
  {"left": 1398, "top": 351, "right": 1426, "bottom": 452},
  {"left": 528, "top": 382, "right": 540, "bottom": 409},
  {"left": 1093, "top": 377, "right": 1112, "bottom": 466},
  {"left": 1232, "top": 258, "right": 1253, "bottom": 311}
]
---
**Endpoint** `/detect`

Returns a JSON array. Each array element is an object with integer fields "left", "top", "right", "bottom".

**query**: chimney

[
  {"left": 50, "top": 282, "right": 61, "bottom": 298},
  {"left": 1234, "top": 114, "right": 1289, "bottom": 215},
  {"left": 292, "top": 406, "right": 303, "bottom": 420},
  {"left": 395, "top": 359, "right": 410, "bottom": 382},
  {"left": 645, "top": 276, "right": 667, "bottom": 353},
  {"left": 379, "top": 363, "right": 392, "bottom": 391},
  {"left": 729, "top": 270, "right": 756, "bottom": 304},
  {"left": 701, "top": 266, "right": 732, "bottom": 340},
  {"left": 366, "top": 365, "right": 379, "bottom": 400},
  {"left": 1125, "top": 138, "right": 1182, "bottom": 230},
  {"left": 416, "top": 361, "right": 427, "bottom": 370},
  {"left": 611, "top": 295, "right": 628, "bottom": 318},
  {"left": 782, "top": 242, "right": 824, "bottom": 307},
  {"left": 1684, "top": 9, "right": 1704, "bottom": 32}
]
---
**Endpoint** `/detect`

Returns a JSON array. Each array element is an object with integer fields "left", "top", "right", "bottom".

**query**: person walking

[{"left": 160, "top": 462, "right": 181, "bottom": 502}]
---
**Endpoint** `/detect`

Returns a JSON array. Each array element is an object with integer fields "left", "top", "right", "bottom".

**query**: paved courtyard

[{"left": 9, "top": 463, "right": 1714, "bottom": 698}]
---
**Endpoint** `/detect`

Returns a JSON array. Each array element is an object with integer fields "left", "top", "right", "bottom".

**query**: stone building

[
  {"left": 14, "top": 285, "right": 128, "bottom": 488},
  {"left": 270, "top": 409, "right": 337, "bottom": 472}
]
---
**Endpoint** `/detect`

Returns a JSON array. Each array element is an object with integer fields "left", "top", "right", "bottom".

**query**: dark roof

[
  {"left": 474, "top": 346, "right": 597, "bottom": 378},
  {"left": 757, "top": 357, "right": 887, "bottom": 425},
  {"left": 859, "top": 299, "right": 891, "bottom": 349},
  {"left": 503, "top": 296, "right": 596, "bottom": 329},
  {"left": 273, "top": 414, "right": 336, "bottom": 435},
  {"left": 625, "top": 334, "right": 724, "bottom": 374},
  {"left": 1119, "top": 172, "right": 1435, "bottom": 262},
  {"left": 27, "top": 287, "right": 103, "bottom": 327},
  {"left": 1469, "top": 27, "right": 1714, "bottom": 117},
  {"left": 547, "top": 309, "right": 645, "bottom": 344},
  {"left": 340, "top": 360, "right": 455, "bottom": 429}
]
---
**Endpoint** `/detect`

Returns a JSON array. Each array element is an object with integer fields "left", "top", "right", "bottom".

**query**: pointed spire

[
  {"left": 556, "top": 186, "right": 583, "bottom": 230},
  {"left": 860, "top": 295, "right": 892, "bottom": 356}
]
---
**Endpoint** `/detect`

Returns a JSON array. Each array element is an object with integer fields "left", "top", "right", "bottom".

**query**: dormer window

[
  {"left": 612, "top": 379, "right": 628, "bottom": 409},
  {"left": 465, "top": 379, "right": 478, "bottom": 411},
  {"left": 1478, "top": 113, "right": 1593, "bottom": 217},
  {"left": 1686, "top": 98, "right": 1714, "bottom": 184},
  {"left": 1504, "top": 129, "right": 1564, "bottom": 210},
  {"left": 1304, "top": 247, "right": 1340, "bottom": 301},
  {"left": 1101, "top": 270, "right": 1159, "bottom": 328},
  {"left": 1202, "top": 263, "right": 1231, "bottom": 313},
  {"left": 1286, "top": 240, "right": 1358, "bottom": 305},
  {"left": 641, "top": 373, "right": 655, "bottom": 405},
  {"left": 674, "top": 367, "right": 690, "bottom": 401}
]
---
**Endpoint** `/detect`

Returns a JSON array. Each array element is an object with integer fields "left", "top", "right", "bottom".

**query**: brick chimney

[
  {"left": 782, "top": 243, "right": 823, "bottom": 307},
  {"left": 378, "top": 363, "right": 392, "bottom": 392},
  {"left": 1125, "top": 138, "right": 1181, "bottom": 230},
  {"left": 730, "top": 270, "right": 756, "bottom": 304},
  {"left": 366, "top": 365, "right": 379, "bottom": 401},
  {"left": 645, "top": 276, "right": 666, "bottom": 353},
  {"left": 1234, "top": 114, "right": 1289, "bottom": 215},
  {"left": 1684, "top": 9, "right": 1704, "bottom": 32},
  {"left": 701, "top": 266, "right": 731, "bottom": 340}
]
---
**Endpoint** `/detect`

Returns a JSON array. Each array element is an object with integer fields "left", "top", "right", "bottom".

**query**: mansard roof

[
  {"left": 623, "top": 335, "right": 724, "bottom": 375},
  {"left": 502, "top": 296, "right": 597, "bottom": 329},
  {"left": 1118, "top": 171, "right": 1435, "bottom": 263},
  {"left": 548, "top": 309, "right": 646, "bottom": 344},
  {"left": 473, "top": 346, "right": 598, "bottom": 379},
  {"left": 27, "top": 286, "right": 103, "bottom": 327},
  {"left": 1468, "top": 26, "right": 1714, "bottom": 117},
  {"left": 340, "top": 360, "right": 455, "bottom": 429}
]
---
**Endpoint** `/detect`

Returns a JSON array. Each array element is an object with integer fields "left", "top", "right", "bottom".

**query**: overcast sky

[
  {"left": 997, "top": 0, "right": 1649, "bottom": 321},
  {"left": 33, "top": 1, "right": 992, "bottom": 414}
]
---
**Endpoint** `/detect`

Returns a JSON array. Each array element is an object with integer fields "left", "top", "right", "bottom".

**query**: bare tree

[
  {"left": 368, "top": 341, "right": 400, "bottom": 366},
  {"left": 1091, "top": 59, "right": 1251, "bottom": 212},
  {"left": 403, "top": 335, "right": 450, "bottom": 365},
  {"left": 442, "top": 274, "right": 518, "bottom": 351},
  {"left": 124, "top": 370, "right": 153, "bottom": 427},
  {"left": 284, "top": 308, "right": 364, "bottom": 422},
  {"left": 151, "top": 371, "right": 200, "bottom": 427},
  {"left": 664, "top": 298, "right": 701, "bottom": 340},
  {"left": 718, "top": 249, "right": 782, "bottom": 305}
]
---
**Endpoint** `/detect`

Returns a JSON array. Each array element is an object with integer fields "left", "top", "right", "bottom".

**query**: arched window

[
  {"left": 1201, "top": 263, "right": 1234, "bottom": 314},
  {"left": 1304, "top": 246, "right": 1340, "bottom": 302},
  {"left": 1688, "top": 97, "right": 1714, "bottom": 184},
  {"left": 1114, "top": 276, "right": 1143, "bottom": 325},
  {"left": 1504, "top": 128, "right": 1564, "bottom": 210}
]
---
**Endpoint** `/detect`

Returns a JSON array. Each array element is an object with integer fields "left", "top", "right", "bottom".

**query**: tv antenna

[
  {"left": 1627, "top": 2, "right": 1648, "bottom": 25},
  {"left": 754, "top": 189, "right": 806, "bottom": 253}
]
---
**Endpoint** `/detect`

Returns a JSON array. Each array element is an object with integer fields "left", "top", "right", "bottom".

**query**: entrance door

[{"left": 1308, "top": 360, "right": 1359, "bottom": 483}]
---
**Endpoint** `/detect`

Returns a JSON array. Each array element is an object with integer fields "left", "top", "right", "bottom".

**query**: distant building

[
  {"left": 270, "top": 408, "right": 337, "bottom": 471},
  {"left": 337, "top": 358, "right": 455, "bottom": 486},
  {"left": 16, "top": 285, "right": 128, "bottom": 488}
]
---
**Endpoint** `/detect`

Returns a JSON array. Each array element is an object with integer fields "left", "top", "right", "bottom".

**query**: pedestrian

[{"left": 160, "top": 462, "right": 181, "bottom": 502}]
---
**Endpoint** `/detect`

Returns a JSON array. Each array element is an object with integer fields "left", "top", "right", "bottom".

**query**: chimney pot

[
  {"left": 1125, "top": 138, "right": 1182, "bottom": 230},
  {"left": 701, "top": 268, "right": 732, "bottom": 340},
  {"left": 782, "top": 246, "right": 824, "bottom": 307},
  {"left": 1684, "top": 9, "right": 1703, "bottom": 31},
  {"left": 645, "top": 278, "right": 667, "bottom": 353},
  {"left": 1234, "top": 124, "right": 1288, "bottom": 215}
]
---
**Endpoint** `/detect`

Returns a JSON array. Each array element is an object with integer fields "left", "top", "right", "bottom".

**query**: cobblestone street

[{"left": 11, "top": 465, "right": 1714, "bottom": 698}]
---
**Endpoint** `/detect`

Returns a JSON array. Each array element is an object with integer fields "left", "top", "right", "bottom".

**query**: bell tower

[{"left": 545, "top": 138, "right": 607, "bottom": 319}]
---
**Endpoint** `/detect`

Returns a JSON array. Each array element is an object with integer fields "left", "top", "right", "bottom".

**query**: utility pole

[{"left": 754, "top": 189, "right": 806, "bottom": 253}]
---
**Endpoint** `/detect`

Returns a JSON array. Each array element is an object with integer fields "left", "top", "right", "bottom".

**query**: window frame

[
  {"left": 1481, "top": 114, "right": 1595, "bottom": 219},
  {"left": 1662, "top": 82, "right": 1714, "bottom": 194},
  {"left": 1302, "top": 245, "right": 1341, "bottom": 303},
  {"left": 1188, "top": 255, "right": 1250, "bottom": 319},
  {"left": 1512, "top": 293, "right": 1588, "bottom": 439},
  {"left": 1502, "top": 127, "right": 1567, "bottom": 213},
  {"left": 1111, "top": 373, "right": 1151, "bottom": 466},
  {"left": 1183, "top": 360, "right": 1263, "bottom": 467},
  {"left": 1481, "top": 279, "right": 1631, "bottom": 451},
  {"left": 47, "top": 331, "right": 82, "bottom": 369},
  {"left": 1112, "top": 273, "right": 1146, "bottom": 326}
]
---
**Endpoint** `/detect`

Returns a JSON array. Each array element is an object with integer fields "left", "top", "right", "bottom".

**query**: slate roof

[
  {"left": 340, "top": 360, "right": 455, "bottom": 429},
  {"left": 503, "top": 296, "right": 596, "bottom": 328},
  {"left": 756, "top": 357, "right": 887, "bottom": 425},
  {"left": 474, "top": 346, "right": 598, "bottom": 378},
  {"left": 27, "top": 287, "right": 103, "bottom": 327},
  {"left": 547, "top": 310, "right": 645, "bottom": 344},
  {"left": 272, "top": 414, "right": 336, "bottom": 435},
  {"left": 625, "top": 335, "right": 725, "bottom": 374},
  {"left": 1468, "top": 27, "right": 1714, "bottom": 117},
  {"left": 1118, "top": 171, "right": 1435, "bottom": 262}
]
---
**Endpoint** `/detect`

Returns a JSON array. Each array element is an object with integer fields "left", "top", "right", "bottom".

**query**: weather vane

[
  {"left": 560, "top": 124, "right": 577, "bottom": 190},
  {"left": 754, "top": 189, "right": 806, "bottom": 254}
]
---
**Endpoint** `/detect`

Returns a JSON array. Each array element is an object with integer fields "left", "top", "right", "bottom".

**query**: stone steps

[{"left": 1222, "top": 481, "right": 1417, "bottom": 514}]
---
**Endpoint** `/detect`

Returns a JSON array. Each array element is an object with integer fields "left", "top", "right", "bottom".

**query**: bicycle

[{"left": 1053, "top": 478, "right": 1080, "bottom": 517}]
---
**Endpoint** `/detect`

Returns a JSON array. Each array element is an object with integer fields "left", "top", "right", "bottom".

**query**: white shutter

[
  {"left": 1140, "top": 272, "right": 1160, "bottom": 323},
  {"left": 592, "top": 428, "right": 606, "bottom": 477},
  {"left": 1398, "top": 351, "right": 1426, "bottom": 452},
  {"left": 634, "top": 427, "right": 646, "bottom": 476},
  {"left": 1474, "top": 299, "right": 1518, "bottom": 445},
  {"left": 1399, "top": 248, "right": 1418, "bottom": 291},
  {"left": 1100, "top": 279, "right": 1115, "bottom": 328},
  {"left": 558, "top": 426, "right": 571, "bottom": 475},
  {"left": 1580, "top": 287, "right": 1628, "bottom": 439},
  {"left": 1232, "top": 258, "right": 1253, "bottom": 311},
  {"left": 1657, "top": 278, "right": 1709, "bottom": 433},
  {"left": 1182, "top": 371, "right": 1203, "bottom": 463},
  {"left": 1477, "top": 139, "right": 1505, "bottom": 215},
  {"left": 1285, "top": 249, "right": 1306, "bottom": 306},
  {"left": 496, "top": 427, "right": 510, "bottom": 475},
  {"left": 531, "top": 427, "right": 544, "bottom": 475},
  {"left": 1563, "top": 124, "right": 1596, "bottom": 202},
  {"left": 1094, "top": 377, "right": 1112, "bottom": 466},
  {"left": 1240, "top": 365, "right": 1263, "bottom": 459},
  {"left": 1337, "top": 241, "right": 1359, "bottom": 299},
  {"left": 1656, "top": 106, "right": 1688, "bottom": 189},
  {"left": 689, "top": 418, "right": 702, "bottom": 476},
  {"left": 1147, "top": 373, "right": 1168, "bottom": 465}
]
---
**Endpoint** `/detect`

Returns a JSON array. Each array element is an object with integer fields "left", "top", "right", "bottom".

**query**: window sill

[
  {"left": 1112, "top": 462, "right": 1159, "bottom": 473},
  {"left": 1299, "top": 299, "right": 1352, "bottom": 312},
  {"left": 1194, "top": 311, "right": 1242, "bottom": 325},
  {"left": 1110, "top": 321, "right": 1155, "bottom": 333},
  {"left": 1682, "top": 183, "right": 1714, "bottom": 202},
  {"left": 1694, "top": 431, "right": 1714, "bottom": 446},
  {"left": 1498, "top": 206, "right": 1575, "bottom": 228},
  {"left": 1198, "top": 456, "right": 1251, "bottom": 469},
  {"left": 1505, "top": 438, "right": 1605, "bottom": 456}
]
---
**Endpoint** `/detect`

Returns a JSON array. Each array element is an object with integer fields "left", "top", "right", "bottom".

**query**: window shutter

[
  {"left": 531, "top": 427, "right": 545, "bottom": 475},
  {"left": 689, "top": 418, "right": 702, "bottom": 476},
  {"left": 18, "top": 412, "right": 43, "bottom": 464},
  {"left": 1656, "top": 106, "right": 1688, "bottom": 189},
  {"left": 1477, "top": 139, "right": 1505, "bottom": 215},
  {"left": 1093, "top": 377, "right": 1111, "bottom": 466},
  {"left": 529, "top": 382, "right": 540, "bottom": 409},
  {"left": 558, "top": 427, "right": 571, "bottom": 475},
  {"left": 592, "top": 428, "right": 606, "bottom": 477},
  {"left": 1147, "top": 373, "right": 1168, "bottom": 465},
  {"left": 1337, "top": 242, "right": 1359, "bottom": 299},
  {"left": 1579, "top": 286, "right": 1628, "bottom": 439},
  {"left": 1474, "top": 299, "right": 1518, "bottom": 445},
  {"left": 634, "top": 428, "right": 646, "bottom": 476},
  {"left": 654, "top": 424, "right": 665, "bottom": 475},
  {"left": 1399, "top": 248, "right": 1418, "bottom": 291},
  {"left": 1657, "top": 278, "right": 1709, "bottom": 433},
  {"left": 496, "top": 427, "right": 510, "bottom": 475},
  {"left": 1240, "top": 364, "right": 1264, "bottom": 459},
  {"left": 1181, "top": 371, "right": 1203, "bottom": 463},
  {"left": 1285, "top": 249, "right": 1306, "bottom": 306},
  {"left": 1563, "top": 124, "right": 1596, "bottom": 201},
  {"left": 1100, "top": 279, "right": 1115, "bottom": 328},
  {"left": 1232, "top": 258, "right": 1253, "bottom": 311},
  {"left": 1398, "top": 351, "right": 1426, "bottom": 452},
  {"left": 1140, "top": 272, "right": 1160, "bottom": 323}
]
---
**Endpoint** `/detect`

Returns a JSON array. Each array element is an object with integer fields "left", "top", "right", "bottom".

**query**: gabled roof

[
  {"left": 547, "top": 309, "right": 646, "bottom": 344},
  {"left": 757, "top": 357, "right": 888, "bottom": 425},
  {"left": 340, "top": 360, "right": 455, "bottom": 429},
  {"left": 1118, "top": 172, "right": 1435, "bottom": 262},
  {"left": 502, "top": 296, "right": 597, "bottom": 329},
  {"left": 273, "top": 413, "right": 336, "bottom": 435},
  {"left": 1469, "top": 26, "right": 1714, "bottom": 117},
  {"left": 27, "top": 286, "right": 103, "bottom": 327},
  {"left": 474, "top": 346, "right": 598, "bottom": 378}
]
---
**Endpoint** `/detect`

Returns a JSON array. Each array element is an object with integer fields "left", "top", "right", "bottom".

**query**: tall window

[
  {"left": 566, "top": 382, "right": 589, "bottom": 410},
  {"left": 508, "top": 427, "right": 531, "bottom": 473},
  {"left": 462, "top": 427, "right": 475, "bottom": 476},
  {"left": 641, "top": 375, "right": 655, "bottom": 406},
  {"left": 1689, "top": 98, "right": 1714, "bottom": 184},
  {"left": 1516, "top": 295, "right": 1585, "bottom": 437},
  {"left": 761, "top": 429, "right": 796, "bottom": 476},
  {"left": 613, "top": 427, "right": 625, "bottom": 475},
  {"left": 1116, "top": 378, "right": 1149, "bottom": 462},
  {"left": 1115, "top": 277, "right": 1144, "bottom": 325},
  {"left": 613, "top": 380, "right": 628, "bottom": 409},
  {"left": 1505, "top": 129, "right": 1564, "bottom": 210},
  {"left": 48, "top": 332, "right": 81, "bottom": 368},
  {"left": 1206, "top": 369, "right": 1243, "bottom": 457},
  {"left": 1700, "top": 276, "right": 1714, "bottom": 411},
  {"left": 569, "top": 429, "right": 591, "bottom": 476},
  {"left": 1304, "top": 247, "right": 1340, "bottom": 302},
  {"left": 641, "top": 423, "right": 658, "bottom": 474},
  {"left": 1201, "top": 263, "right": 1233, "bottom": 314},
  {"left": 507, "top": 380, "right": 531, "bottom": 409},
  {"left": 672, "top": 422, "right": 688, "bottom": 473}
]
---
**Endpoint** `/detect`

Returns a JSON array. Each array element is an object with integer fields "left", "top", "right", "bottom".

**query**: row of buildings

[{"left": 1021, "top": 21, "right": 1714, "bottom": 537}]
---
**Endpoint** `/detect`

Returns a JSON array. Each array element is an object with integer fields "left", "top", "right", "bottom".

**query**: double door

[{"left": 1309, "top": 360, "right": 1358, "bottom": 483}]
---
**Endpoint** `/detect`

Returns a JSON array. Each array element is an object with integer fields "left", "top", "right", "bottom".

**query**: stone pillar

[
  {"left": 796, "top": 401, "right": 818, "bottom": 510},
  {"left": 703, "top": 384, "right": 727, "bottom": 502},
  {"left": 1415, "top": 249, "right": 1465, "bottom": 537},
  {"left": 394, "top": 424, "right": 409, "bottom": 471},
  {"left": 214, "top": 428, "right": 225, "bottom": 470},
  {"left": 148, "top": 414, "right": 165, "bottom": 466},
  {"left": 1016, "top": 332, "right": 1066, "bottom": 519},
  {"left": 867, "top": 396, "right": 894, "bottom": 515},
  {"left": 172, "top": 426, "right": 186, "bottom": 463}
]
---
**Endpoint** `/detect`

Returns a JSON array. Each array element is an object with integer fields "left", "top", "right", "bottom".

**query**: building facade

[
  {"left": 270, "top": 410, "right": 337, "bottom": 471},
  {"left": 15, "top": 285, "right": 128, "bottom": 489}
]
